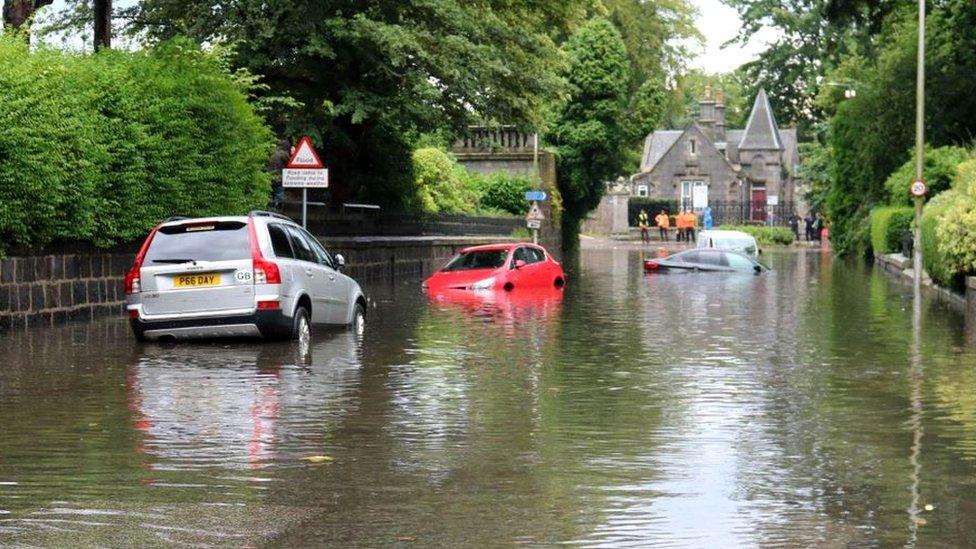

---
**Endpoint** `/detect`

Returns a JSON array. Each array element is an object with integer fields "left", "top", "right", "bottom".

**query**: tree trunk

[
  {"left": 3, "top": 0, "right": 52, "bottom": 30},
  {"left": 94, "top": 0, "right": 111, "bottom": 50}
]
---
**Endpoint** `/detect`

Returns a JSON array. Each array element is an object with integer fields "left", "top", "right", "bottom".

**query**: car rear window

[
  {"left": 145, "top": 221, "right": 250, "bottom": 263},
  {"left": 443, "top": 250, "right": 509, "bottom": 271}
]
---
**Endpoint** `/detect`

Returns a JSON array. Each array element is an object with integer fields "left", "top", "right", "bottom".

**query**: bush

[
  {"left": 921, "top": 191, "right": 957, "bottom": 288},
  {"left": 0, "top": 37, "right": 274, "bottom": 254},
  {"left": 717, "top": 225, "right": 796, "bottom": 245},
  {"left": 869, "top": 206, "right": 914, "bottom": 255},
  {"left": 628, "top": 197, "right": 678, "bottom": 226},
  {"left": 411, "top": 148, "right": 480, "bottom": 214},
  {"left": 467, "top": 172, "right": 532, "bottom": 216},
  {"left": 884, "top": 146, "right": 971, "bottom": 206}
]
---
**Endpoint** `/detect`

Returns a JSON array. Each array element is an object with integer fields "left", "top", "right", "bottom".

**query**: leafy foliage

[
  {"left": 825, "top": 2, "right": 976, "bottom": 255},
  {"left": 549, "top": 17, "right": 631, "bottom": 228},
  {"left": 869, "top": 206, "right": 913, "bottom": 255},
  {"left": 96, "top": 0, "right": 590, "bottom": 211},
  {"left": 469, "top": 173, "right": 532, "bottom": 217},
  {"left": 925, "top": 159, "right": 976, "bottom": 289},
  {"left": 717, "top": 225, "right": 796, "bottom": 246},
  {"left": 883, "top": 146, "right": 971, "bottom": 206},
  {"left": 0, "top": 37, "right": 273, "bottom": 254},
  {"left": 411, "top": 148, "right": 480, "bottom": 215}
]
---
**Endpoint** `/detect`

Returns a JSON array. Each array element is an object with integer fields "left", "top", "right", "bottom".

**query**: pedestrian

[
  {"left": 813, "top": 213, "right": 824, "bottom": 242},
  {"left": 638, "top": 209, "right": 650, "bottom": 244},
  {"left": 683, "top": 209, "right": 697, "bottom": 243},
  {"left": 674, "top": 209, "right": 685, "bottom": 242},
  {"left": 788, "top": 212, "right": 800, "bottom": 241},
  {"left": 655, "top": 210, "right": 670, "bottom": 241},
  {"left": 804, "top": 212, "right": 815, "bottom": 241},
  {"left": 703, "top": 206, "right": 714, "bottom": 231}
]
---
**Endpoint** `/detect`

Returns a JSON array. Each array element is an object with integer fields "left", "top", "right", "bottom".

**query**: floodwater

[{"left": 2, "top": 247, "right": 976, "bottom": 547}]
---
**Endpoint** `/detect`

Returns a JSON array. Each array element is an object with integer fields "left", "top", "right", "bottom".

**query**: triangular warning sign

[
  {"left": 287, "top": 136, "right": 324, "bottom": 169},
  {"left": 526, "top": 202, "right": 545, "bottom": 221}
]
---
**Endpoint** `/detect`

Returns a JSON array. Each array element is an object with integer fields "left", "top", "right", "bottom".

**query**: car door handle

[
  {"left": 328, "top": 273, "right": 336, "bottom": 281},
  {"left": 305, "top": 268, "right": 313, "bottom": 277}
]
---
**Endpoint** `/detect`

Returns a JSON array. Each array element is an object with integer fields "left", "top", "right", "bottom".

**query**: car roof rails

[{"left": 249, "top": 210, "right": 295, "bottom": 222}]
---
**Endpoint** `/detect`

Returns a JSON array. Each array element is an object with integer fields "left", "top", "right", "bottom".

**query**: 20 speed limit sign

[{"left": 910, "top": 180, "right": 927, "bottom": 197}]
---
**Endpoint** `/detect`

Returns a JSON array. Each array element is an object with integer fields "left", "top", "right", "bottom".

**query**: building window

[
  {"left": 689, "top": 139, "right": 697, "bottom": 155},
  {"left": 637, "top": 185, "right": 648, "bottom": 197}
]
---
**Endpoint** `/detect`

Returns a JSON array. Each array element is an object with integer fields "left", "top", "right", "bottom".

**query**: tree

[
  {"left": 58, "top": 0, "right": 589, "bottom": 210},
  {"left": 3, "top": 0, "right": 53, "bottom": 32},
  {"left": 548, "top": 18, "right": 631, "bottom": 245}
]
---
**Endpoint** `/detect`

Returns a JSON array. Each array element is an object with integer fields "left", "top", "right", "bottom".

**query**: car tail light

[
  {"left": 256, "top": 300, "right": 281, "bottom": 310},
  {"left": 125, "top": 227, "right": 159, "bottom": 295},
  {"left": 644, "top": 261, "right": 659, "bottom": 271},
  {"left": 247, "top": 217, "right": 281, "bottom": 284}
]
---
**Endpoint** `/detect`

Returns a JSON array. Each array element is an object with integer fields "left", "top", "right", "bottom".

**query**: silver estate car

[{"left": 125, "top": 211, "right": 366, "bottom": 342}]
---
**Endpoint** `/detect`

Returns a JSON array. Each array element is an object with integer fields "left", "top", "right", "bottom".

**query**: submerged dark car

[{"left": 643, "top": 249, "right": 769, "bottom": 274}]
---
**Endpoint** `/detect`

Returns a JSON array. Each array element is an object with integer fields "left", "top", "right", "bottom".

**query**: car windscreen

[
  {"left": 442, "top": 250, "right": 509, "bottom": 271},
  {"left": 717, "top": 238, "right": 755, "bottom": 249},
  {"left": 145, "top": 221, "right": 251, "bottom": 263}
]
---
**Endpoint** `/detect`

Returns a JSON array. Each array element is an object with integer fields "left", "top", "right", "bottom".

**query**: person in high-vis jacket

[
  {"left": 655, "top": 210, "right": 670, "bottom": 241},
  {"left": 638, "top": 209, "right": 650, "bottom": 244}
]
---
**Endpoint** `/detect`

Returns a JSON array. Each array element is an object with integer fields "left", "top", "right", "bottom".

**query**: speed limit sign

[{"left": 910, "top": 180, "right": 927, "bottom": 197}]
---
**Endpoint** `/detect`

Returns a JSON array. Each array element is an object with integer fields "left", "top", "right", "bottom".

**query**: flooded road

[{"left": 2, "top": 248, "right": 976, "bottom": 546}]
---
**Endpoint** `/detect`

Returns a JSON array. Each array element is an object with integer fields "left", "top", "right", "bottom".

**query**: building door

[
  {"left": 750, "top": 186, "right": 767, "bottom": 222},
  {"left": 681, "top": 181, "right": 707, "bottom": 212}
]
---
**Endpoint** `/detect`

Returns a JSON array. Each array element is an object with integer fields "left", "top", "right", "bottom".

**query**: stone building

[{"left": 630, "top": 88, "right": 802, "bottom": 222}]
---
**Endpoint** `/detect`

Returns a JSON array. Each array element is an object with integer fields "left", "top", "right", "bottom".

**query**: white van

[{"left": 697, "top": 230, "right": 759, "bottom": 258}]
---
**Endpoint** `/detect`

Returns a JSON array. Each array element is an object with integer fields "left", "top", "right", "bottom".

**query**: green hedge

[
  {"left": 884, "top": 146, "right": 971, "bottom": 206},
  {"left": 0, "top": 37, "right": 274, "bottom": 254},
  {"left": 468, "top": 172, "right": 533, "bottom": 216},
  {"left": 628, "top": 197, "right": 677, "bottom": 226},
  {"left": 869, "top": 206, "right": 914, "bottom": 255},
  {"left": 716, "top": 225, "right": 796, "bottom": 245},
  {"left": 921, "top": 192, "right": 956, "bottom": 288}
]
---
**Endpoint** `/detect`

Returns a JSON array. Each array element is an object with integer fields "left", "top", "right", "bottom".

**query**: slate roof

[
  {"left": 738, "top": 89, "right": 784, "bottom": 150},
  {"left": 640, "top": 130, "right": 683, "bottom": 171}
]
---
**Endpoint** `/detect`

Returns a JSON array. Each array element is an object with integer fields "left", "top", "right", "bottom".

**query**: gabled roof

[
  {"left": 738, "top": 89, "right": 784, "bottom": 150},
  {"left": 640, "top": 130, "right": 683, "bottom": 171}
]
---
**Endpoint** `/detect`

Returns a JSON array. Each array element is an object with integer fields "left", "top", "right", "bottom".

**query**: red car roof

[{"left": 459, "top": 242, "right": 541, "bottom": 254}]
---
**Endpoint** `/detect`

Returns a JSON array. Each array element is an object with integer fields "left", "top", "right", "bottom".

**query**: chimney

[
  {"left": 698, "top": 85, "right": 715, "bottom": 140},
  {"left": 714, "top": 89, "right": 726, "bottom": 143}
]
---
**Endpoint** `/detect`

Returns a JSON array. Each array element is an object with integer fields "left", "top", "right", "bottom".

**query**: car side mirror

[
  {"left": 335, "top": 253, "right": 346, "bottom": 271},
  {"left": 754, "top": 264, "right": 762, "bottom": 274},
  {"left": 513, "top": 259, "right": 527, "bottom": 269}
]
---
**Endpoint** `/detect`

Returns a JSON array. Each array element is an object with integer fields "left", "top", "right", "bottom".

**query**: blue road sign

[{"left": 524, "top": 191, "right": 548, "bottom": 201}]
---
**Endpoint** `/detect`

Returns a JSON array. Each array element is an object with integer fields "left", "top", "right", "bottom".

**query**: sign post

[
  {"left": 282, "top": 136, "right": 328, "bottom": 228},
  {"left": 525, "top": 200, "right": 546, "bottom": 245}
]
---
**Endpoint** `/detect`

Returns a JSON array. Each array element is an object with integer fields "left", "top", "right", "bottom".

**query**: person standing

[
  {"left": 655, "top": 210, "right": 670, "bottom": 241},
  {"left": 638, "top": 209, "right": 650, "bottom": 244},
  {"left": 788, "top": 212, "right": 800, "bottom": 241},
  {"left": 804, "top": 212, "right": 815, "bottom": 241},
  {"left": 683, "top": 209, "right": 697, "bottom": 243},
  {"left": 702, "top": 206, "right": 714, "bottom": 231},
  {"left": 814, "top": 213, "right": 824, "bottom": 242}
]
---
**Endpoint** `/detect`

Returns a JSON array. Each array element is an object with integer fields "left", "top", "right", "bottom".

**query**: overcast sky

[{"left": 689, "top": 0, "right": 781, "bottom": 74}]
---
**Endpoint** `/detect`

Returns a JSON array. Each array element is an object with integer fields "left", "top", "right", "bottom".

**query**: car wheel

[
  {"left": 291, "top": 306, "right": 312, "bottom": 362},
  {"left": 349, "top": 303, "right": 366, "bottom": 336},
  {"left": 131, "top": 326, "right": 147, "bottom": 343}
]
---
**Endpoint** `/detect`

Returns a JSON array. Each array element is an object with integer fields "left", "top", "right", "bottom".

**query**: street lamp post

[{"left": 913, "top": 0, "right": 926, "bottom": 293}]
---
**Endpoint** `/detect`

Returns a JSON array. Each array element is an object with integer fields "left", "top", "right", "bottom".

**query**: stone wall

[
  {"left": 0, "top": 236, "right": 516, "bottom": 332},
  {"left": 0, "top": 252, "right": 136, "bottom": 330}
]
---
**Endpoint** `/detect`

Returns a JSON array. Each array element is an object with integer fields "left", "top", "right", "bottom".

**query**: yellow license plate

[{"left": 173, "top": 273, "right": 221, "bottom": 288}]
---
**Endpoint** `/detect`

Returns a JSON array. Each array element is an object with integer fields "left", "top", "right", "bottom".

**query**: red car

[{"left": 423, "top": 243, "right": 566, "bottom": 292}]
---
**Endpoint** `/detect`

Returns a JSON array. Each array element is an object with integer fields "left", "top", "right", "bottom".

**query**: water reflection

[{"left": 128, "top": 332, "right": 362, "bottom": 475}]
